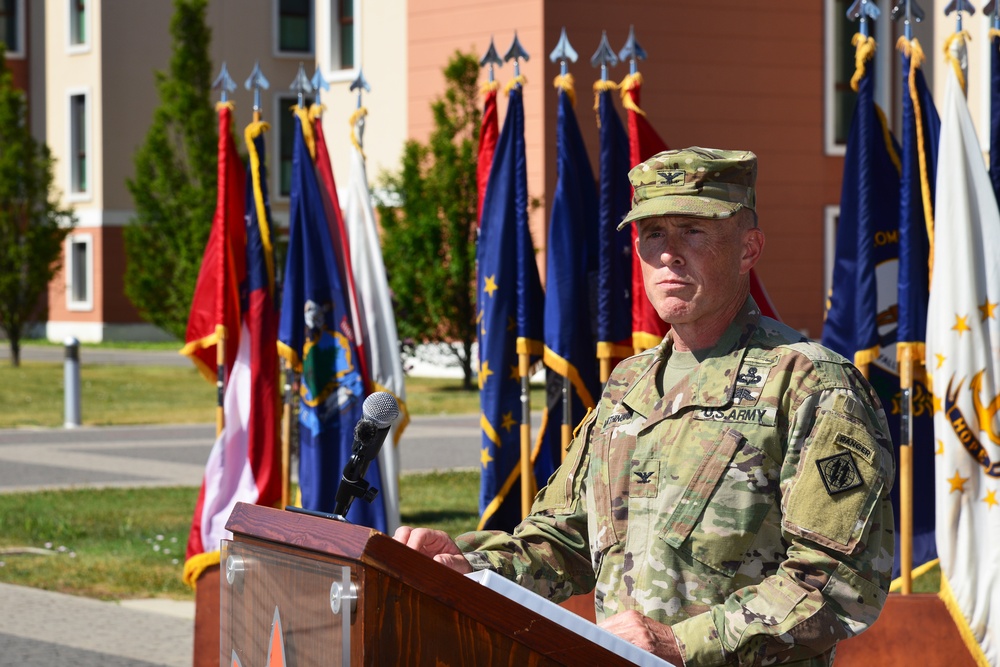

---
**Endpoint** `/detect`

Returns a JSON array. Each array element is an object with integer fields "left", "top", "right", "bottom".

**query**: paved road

[{"left": 0, "top": 343, "right": 191, "bottom": 367}]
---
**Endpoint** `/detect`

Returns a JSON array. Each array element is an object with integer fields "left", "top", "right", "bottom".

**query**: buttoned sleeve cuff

[
  {"left": 463, "top": 550, "right": 500, "bottom": 573},
  {"left": 671, "top": 611, "right": 726, "bottom": 667}
]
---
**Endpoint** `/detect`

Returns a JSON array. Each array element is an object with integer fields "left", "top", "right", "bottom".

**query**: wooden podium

[{"left": 222, "top": 502, "right": 638, "bottom": 665}]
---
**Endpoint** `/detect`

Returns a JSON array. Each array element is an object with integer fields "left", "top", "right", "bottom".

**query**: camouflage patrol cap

[{"left": 618, "top": 147, "right": 757, "bottom": 229}]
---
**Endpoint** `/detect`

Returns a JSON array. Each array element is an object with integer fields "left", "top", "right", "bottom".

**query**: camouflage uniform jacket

[{"left": 457, "top": 297, "right": 895, "bottom": 666}]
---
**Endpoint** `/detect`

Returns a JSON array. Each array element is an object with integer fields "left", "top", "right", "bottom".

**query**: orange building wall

[
  {"left": 47, "top": 227, "right": 143, "bottom": 325},
  {"left": 409, "top": 0, "right": 844, "bottom": 337}
]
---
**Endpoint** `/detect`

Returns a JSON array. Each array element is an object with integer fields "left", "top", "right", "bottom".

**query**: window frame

[
  {"left": 274, "top": 0, "right": 314, "bottom": 58},
  {"left": 823, "top": 205, "right": 839, "bottom": 311},
  {"left": 823, "top": 0, "right": 892, "bottom": 156},
  {"left": 66, "top": 233, "right": 94, "bottom": 312},
  {"left": 67, "top": 0, "right": 90, "bottom": 54},
  {"left": 67, "top": 88, "right": 91, "bottom": 202},
  {"left": 2, "top": 0, "right": 25, "bottom": 59},
  {"left": 325, "top": 0, "right": 360, "bottom": 83}
]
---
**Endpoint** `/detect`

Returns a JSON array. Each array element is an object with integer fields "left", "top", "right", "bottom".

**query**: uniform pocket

[{"left": 661, "top": 428, "right": 779, "bottom": 577}]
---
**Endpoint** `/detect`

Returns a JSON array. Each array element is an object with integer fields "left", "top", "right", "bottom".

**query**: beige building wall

[
  {"left": 44, "top": 0, "right": 308, "bottom": 342},
  {"left": 315, "top": 0, "right": 408, "bottom": 195},
  {"left": 931, "top": 1, "right": 994, "bottom": 146}
]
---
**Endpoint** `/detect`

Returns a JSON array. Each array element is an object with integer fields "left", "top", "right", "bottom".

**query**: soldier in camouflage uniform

[{"left": 395, "top": 148, "right": 895, "bottom": 666}]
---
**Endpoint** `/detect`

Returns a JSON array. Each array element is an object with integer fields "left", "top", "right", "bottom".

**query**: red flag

[
  {"left": 180, "top": 103, "right": 246, "bottom": 382},
  {"left": 477, "top": 82, "right": 500, "bottom": 226},
  {"left": 750, "top": 270, "right": 781, "bottom": 321},
  {"left": 621, "top": 74, "right": 670, "bottom": 351},
  {"left": 309, "top": 105, "right": 372, "bottom": 389},
  {"left": 183, "top": 119, "right": 281, "bottom": 585}
]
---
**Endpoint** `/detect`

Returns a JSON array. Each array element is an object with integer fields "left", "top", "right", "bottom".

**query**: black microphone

[{"left": 332, "top": 392, "right": 400, "bottom": 518}]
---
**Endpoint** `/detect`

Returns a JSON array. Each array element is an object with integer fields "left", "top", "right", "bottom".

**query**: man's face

[{"left": 635, "top": 213, "right": 758, "bottom": 329}]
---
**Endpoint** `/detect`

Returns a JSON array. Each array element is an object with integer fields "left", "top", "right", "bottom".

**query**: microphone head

[{"left": 362, "top": 391, "right": 399, "bottom": 428}]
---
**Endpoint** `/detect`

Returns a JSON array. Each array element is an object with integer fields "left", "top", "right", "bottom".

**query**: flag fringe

[
  {"left": 480, "top": 80, "right": 500, "bottom": 96},
  {"left": 182, "top": 550, "right": 221, "bottom": 589},
  {"left": 553, "top": 73, "right": 576, "bottom": 107},
  {"left": 476, "top": 407, "right": 548, "bottom": 530},
  {"left": 900, "top": 38, "right": 937, "bottom": 279},
  {"left": 180, "top": 334, "right": 223, "bottom": 384},
  {"left": 943, "top": 31, "right": 972, "bottom": 94},
  {"left": 939, "top": 573, "right": 992, "bottom": 667},
  {"left": 543, "top": 346, "right": 596, "bottom": 409},
  {"left": 307, "top": 103, "right": 326, "bottom": 121},
  {"left": 349, "top": 106, "right": 368, "bottom": 158},
  {"left": 632, "top": 331, "right": 662, "bottom": 352},
  {"left": 215, "top": 101, "right": 235, "bottom": 112},
  {"left": 593, "top": 79, "right": 618, "bottom": 116},
  {"left": 619, "top": 72, "right": 646, "bottom": 116},
  {"left": 277, "top": 340, "right": 301, "bottom": 373},
  {"left": 850, "top": 33, "right": 877, "bottom": 93},
  {"left": 245, "top": 121, "right": 276, "bottom": 296},
  {"left": 596, "top": 340, "right": 634, "bottom": 360},
  {"left": 516, "top": 337, "right": 544, "bottom": 357},
  {"left": 293, "top": 107, "right": 317, "bottom": 160},
  {"left": 875, "top": 104, "right": 902, "bottom": 175},
  {"left": 504, "top": 75, "right": 527, "bottom": 95}
]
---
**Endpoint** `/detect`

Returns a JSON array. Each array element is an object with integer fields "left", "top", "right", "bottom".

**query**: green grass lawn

[
  {"left": 0, "top": 471, "right": 480, "bottom": 601},
  {"left": 0, "top": 361, "right": 545, "bottom": 427}
]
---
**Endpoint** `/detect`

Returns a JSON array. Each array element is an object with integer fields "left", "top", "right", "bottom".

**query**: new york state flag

[{"left": 926, "top": 37, "right": 1000, "bottom": 666}]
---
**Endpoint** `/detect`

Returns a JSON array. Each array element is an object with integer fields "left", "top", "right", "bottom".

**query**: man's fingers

[{"left": 433, "top": 553, "right": 473, "bottom": 574}]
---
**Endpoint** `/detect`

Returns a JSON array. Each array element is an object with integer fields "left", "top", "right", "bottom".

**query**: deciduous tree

[
  {"left": 377, "top": 52, "right": 481, "bottom": 389},
  {"left": 0, "top": 50, "right": 75, "bottom": 366},
  {"left": 124, "top": 0, "right": 216, "bottom": 339}
]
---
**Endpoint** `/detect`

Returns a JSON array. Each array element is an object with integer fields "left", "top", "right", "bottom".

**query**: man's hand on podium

[{"left": 393, "top": 526, "right": 473, "bottom": 574}]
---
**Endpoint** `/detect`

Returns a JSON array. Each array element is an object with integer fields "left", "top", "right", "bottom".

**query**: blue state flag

[
  {"left": 895, "top": 38, "right": 940, "bottom": 582},
  {"left": 822, "top": 34, "right": 901, "bottom": 367},
  {"left": 540, "top": 86, "right": 601, "bottom": 481},
  {"left": 277, "top": 108, "right": 386, "bottom": 531},
  {"left": 595, "top": 84, "right": 634, "bottom": 369},
  {"left": 476, "top": 84, "right": 544, "bottom": 531}
]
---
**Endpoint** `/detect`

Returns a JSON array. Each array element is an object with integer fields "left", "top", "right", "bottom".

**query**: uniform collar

[{"left": 622, "top": 296, "right": 762, "bottom": 420}]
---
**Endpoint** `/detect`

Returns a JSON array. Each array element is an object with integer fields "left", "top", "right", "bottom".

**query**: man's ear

[{"left": 740, "top": 227, "right": 765, "bottom": 275}]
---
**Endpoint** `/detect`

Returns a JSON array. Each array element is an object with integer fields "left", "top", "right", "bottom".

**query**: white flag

[
  {"left": 343, "top": 135, "right": 409, "bottom": 535},
  {"left": 926, "top": 43, "right": 1000, "bottom": 667}
]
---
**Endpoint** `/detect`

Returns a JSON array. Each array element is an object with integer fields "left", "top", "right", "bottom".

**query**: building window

[
  {"left": 824, "top": 0, "right": 892, "bottom": 155},
  {"left": 278, "top": 96, "right": 313, "bottom": 197},
  {"left": 69, "top": 92, "right": 88, "bottom": 196},
  {"left": 69, "top": 0, "right": 87, "bottom": 47},
  {"left": 1, "top": 0, "right": 24, "bottom": 57},
  {"left": 277, "top": 0, "right": 312, "bottom": 55},
  {"left": 67, "top": 234, "right": 93, "bottom": 311},
  {"left": 338, "top": 0, "right": 354, "bottom": 69}
]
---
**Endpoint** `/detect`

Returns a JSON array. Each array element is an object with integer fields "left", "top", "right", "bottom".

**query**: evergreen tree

[
  {"left": 377, "top": 51, "right": 481, "bottom": 389},
  {"left": 0, "top": 50, "right": 75, "bottom": 367},
  {"left": 124, "top": 0, "right": 216, "bottom": 339}
]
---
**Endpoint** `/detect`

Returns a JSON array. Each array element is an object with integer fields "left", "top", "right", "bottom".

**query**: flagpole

[
  {"left": 891, "top": 0, "right": 921, "bottom": 596},
  {"left": 245, "top": 61, "right": 288, "bottom": 507},
  {"left": 211, "top": 63, "right": 237, "bottom": 439},
  {"left": 550, "top": 28, "right": 578, "bottom": 459},
  {"left": 505, "top": 32, "right": 536, "bottom": 518}
]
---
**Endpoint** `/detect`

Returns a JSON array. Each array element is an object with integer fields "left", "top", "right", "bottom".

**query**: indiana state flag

[
  {"left": 892, "top": 35, "right": 940, "bottom": 586},
  {"left": 540, "top": 81, "right": 601, "bottom": 483},
  {"left": 477, "top": 82, "right": 544, "bottom": 532},
  {"left": 595, "top": 81, "right": 633, "bottom": 374},
  {"left": 278, "top": 107, "right": 386, "bottom": 531},
  {"left": 926, "top": 35, "right": 1000, "bottom": 666}
]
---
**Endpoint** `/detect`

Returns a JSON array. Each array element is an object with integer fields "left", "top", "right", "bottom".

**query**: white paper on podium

[{"left": 465, "top": 569, "right": 676, "bottom": 666}]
